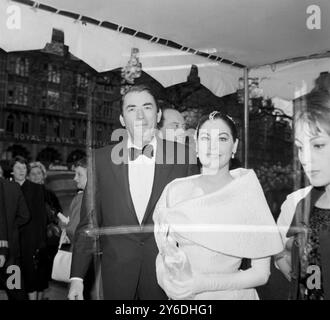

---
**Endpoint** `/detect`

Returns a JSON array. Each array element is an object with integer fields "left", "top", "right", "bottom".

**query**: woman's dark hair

[
  {"left": 10, "top": 155, "right": 28, "bottom": 170},
  {"left": 74, "top": 157, "right": 87, "bottom": 169},
  {"left": 196, "top": 110, "right": 238, "bottom": 141},
  {"left": 295, "top": 88, "right": 330, "bottom": 136}
]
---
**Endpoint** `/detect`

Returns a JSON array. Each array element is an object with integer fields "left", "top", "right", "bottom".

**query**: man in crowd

[
  {"left": 0, "top": 174, "right": 30, "bottom": 300},
  {"left": 69, "top": 84, "right": 198, "bottom": 300},
  {"left": 158, "top": 108, "right": 186, "bottom": 144}
]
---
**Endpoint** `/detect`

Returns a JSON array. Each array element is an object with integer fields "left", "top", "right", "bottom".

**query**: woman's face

[
  {"left": 74, "top": 166, "right": 87, "bottom": 190},
  {"left": 29, "top": 167, "right": 44, "bottom": 184},
  {"left": 12, "top": 162, "right": 27, "bottom": 183},
  {"left": 295, "top": 121, "right": 330, "bottom": 188},
  {"left": 197, "top": 119, "right": 238, "bottom": 172}
]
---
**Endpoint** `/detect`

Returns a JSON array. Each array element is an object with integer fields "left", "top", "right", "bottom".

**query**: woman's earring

[{"left": 231, "top": 153, "right": 235, "bottom": 159}]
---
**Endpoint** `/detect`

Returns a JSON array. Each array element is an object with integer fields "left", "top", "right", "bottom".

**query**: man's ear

[
  {"left": 119, "top": 114, "right": 126, "bottom": 127},
  {"left": 157, "top": 109, "right": 162, "bottom": 124}
]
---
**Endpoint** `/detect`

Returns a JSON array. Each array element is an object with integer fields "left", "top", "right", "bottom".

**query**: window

[
  {"left": 40, "top": 117, "right": 47, "bottom": 135},
  {"left": 6, "top": 114, "right": 15, "bottom": 133},
  {"left": 76, "top": 96, "right": 86, "bottom": 112},
  {"left": 8, "top": 57, "right": 29, "bottom": 76},
  {"left": 53, "top": 119, "right": 60, "bottom": 137},
  {"left": 41, "top": 90, "right": 60, "bottom": 110},
  {"left": 21, "top": 115, "right": 29, "bottom": 134},
  {"left": 16, "top": 58, "right": 29, "bottom": 77},
  {"left": 7, "top": 84, "right": 28, "bottom": 105},
  {"left": 47, "top": 64, "right": 61, "bottom": 83},
  {"left": 70, "top": 121, "right": 76, "bottom": 138},
  {"left": 77, "top": 73, "right": 89, "bottom": 88},
  {"left": 48, "top": 90, "right": 60, "bottom": 110}
]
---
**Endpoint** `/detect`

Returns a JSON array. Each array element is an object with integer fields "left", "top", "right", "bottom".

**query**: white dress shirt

[{"left": 127, "top": 136, "right": 157, "bottom": 224}]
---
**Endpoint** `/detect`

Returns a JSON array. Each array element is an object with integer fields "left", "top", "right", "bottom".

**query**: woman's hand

[{"left": 162, "top": 273, "right": 197, "bottom": 300}]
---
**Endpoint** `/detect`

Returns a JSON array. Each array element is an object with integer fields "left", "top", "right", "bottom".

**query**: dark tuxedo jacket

[
  {"left": 71, "top": 137, "right": 199, "bottom": 299},
  {"left": 0, "top": 178, "right": 30, "bottom": 263}
]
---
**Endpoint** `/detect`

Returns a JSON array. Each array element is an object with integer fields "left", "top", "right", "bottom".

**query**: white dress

[{"left": 153, "top": 168, "right": 284, "bottom": 300}]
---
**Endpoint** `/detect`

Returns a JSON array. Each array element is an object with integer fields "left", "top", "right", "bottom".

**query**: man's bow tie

[{"left": 129, "top": 144, "right": 154, "bottom": 161}]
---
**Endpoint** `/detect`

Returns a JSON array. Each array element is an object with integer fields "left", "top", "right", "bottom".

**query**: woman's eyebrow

[{"left": 310, "top": 135, "right": 326, "bottom": 142}]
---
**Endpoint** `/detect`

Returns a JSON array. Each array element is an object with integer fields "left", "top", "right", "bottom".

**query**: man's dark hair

[{"left": 120, "top": 84, "right": 160, "bottom": 113}]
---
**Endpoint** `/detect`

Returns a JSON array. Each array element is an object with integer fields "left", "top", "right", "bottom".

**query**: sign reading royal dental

[{"left": 11, "top": 133, "right": 104, "bottom": 147}]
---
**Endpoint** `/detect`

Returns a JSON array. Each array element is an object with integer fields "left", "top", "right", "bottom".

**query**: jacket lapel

[
  {"left": 141, "top": 137, "right": 174, "bottom": 226},
  {"left": 110, "top": 139, "right": 140, "bottom": 225}
]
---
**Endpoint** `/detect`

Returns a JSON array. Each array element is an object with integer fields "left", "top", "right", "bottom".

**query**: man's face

[
  {"left": 120, "top": 90, "right": 161, "bottom": 147},
  {"left": 160, "top": 109, "right": 186, "bottom": 144}
]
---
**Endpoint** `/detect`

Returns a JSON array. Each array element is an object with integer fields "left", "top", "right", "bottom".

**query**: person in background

[
  {"left": 11, "top": 156, "right": 49, "bottom": 300},
  {"left": 65, "top": 158, "right": 87, "bottom": 243},
  {"left": 62, "top": 157, "right": 96, "bottom": 300},
  {"left": 0, "top": 175, "right": 30, "bottom": 300},
  {"left": 0, "top": 174, "right": 8, "bottom": 268},
  {"left": 276, "top": 86, "right": 330, "bottom": 300},
  {"left": 159, "top": 108, "right": 186, "bottom": 144},
  {"left": 28, "top": 161, "right": 62, "bottom": 284}
]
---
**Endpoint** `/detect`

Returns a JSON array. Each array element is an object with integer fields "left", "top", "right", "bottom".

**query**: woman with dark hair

[
  {"left": 276, "top": 84, "right": 330, "bottom": 300},
  {"left": 11, "top": 156, "right": 49, "bottom": 300},
  {"left": 154, "top": 111, "right": 283, "bottom": 300}
]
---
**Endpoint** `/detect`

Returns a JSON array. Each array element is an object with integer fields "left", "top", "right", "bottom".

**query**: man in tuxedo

[
  {"left": 68, "top": 84, "right": 198, "bottom": 300},
  {"left": 0, "top": 177, "right": 30, "bottom": 300}
]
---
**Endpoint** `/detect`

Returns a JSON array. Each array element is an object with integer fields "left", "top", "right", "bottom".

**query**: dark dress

[
  {"left": 299, "top": 207, "right": 330, "bottom": 300},
  {"left": 20, "top": 180, "right": 49, "bottom": 293},
  {"left": 287, "top": 187, "right": 330, "bottom": 300}
]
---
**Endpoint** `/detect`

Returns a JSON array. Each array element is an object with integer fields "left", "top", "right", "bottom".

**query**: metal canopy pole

[{"left": 244, "top": 68, "right": 249, "bottom": 168}]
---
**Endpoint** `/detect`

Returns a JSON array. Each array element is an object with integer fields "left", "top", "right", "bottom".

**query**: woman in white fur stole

[{"left": 154, "top": 111, "right": 283, "bottom": 300}]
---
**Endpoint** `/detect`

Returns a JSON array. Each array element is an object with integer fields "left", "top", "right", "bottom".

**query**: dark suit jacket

[
  {"left": 0, "top": 178, "right": 30, "bottom": 263},
  {"left": 71, "top": 137, "right": 199, "bottom": 299}
]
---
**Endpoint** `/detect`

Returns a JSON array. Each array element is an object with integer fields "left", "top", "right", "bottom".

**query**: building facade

[{"left": 0, "top": 30, "right": 122, "bottom": 167}]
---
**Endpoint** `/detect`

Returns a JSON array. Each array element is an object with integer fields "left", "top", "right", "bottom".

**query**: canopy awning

[{"left": 1, "top": 0, "right": 330, "bottom": 99}]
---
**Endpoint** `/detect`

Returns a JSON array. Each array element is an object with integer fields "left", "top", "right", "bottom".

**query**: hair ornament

[{"left": 209, "top": 111, "right": 220, "bottom": 121}]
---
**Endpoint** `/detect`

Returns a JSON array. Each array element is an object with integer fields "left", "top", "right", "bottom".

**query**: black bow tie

[{"left": 129, "top": 144, "right": 154, "bottom": 161}]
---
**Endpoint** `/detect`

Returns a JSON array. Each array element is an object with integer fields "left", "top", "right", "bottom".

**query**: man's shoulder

[{"left": 94, "top": 142, "right": 119, "bottom": 157}]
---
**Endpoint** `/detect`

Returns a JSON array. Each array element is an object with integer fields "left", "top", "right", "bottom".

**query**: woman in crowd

[
  {"left": 276, "top": 87, "right": 330, "bottom": 300},
  {"left": 28, "top": 161, "right": 62, "bottom": 283},
  {"left": 63, "top": 157, "right": 97, "bottom": 299},
  {"left": 65, "top": 158, "right": 87, "bottom": 243},
  {"left": 153, "top": 111, "right": 283, "bottom": 300},
  {"left": 11, "top": 156, "right": 49, "bottom": 300}
]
